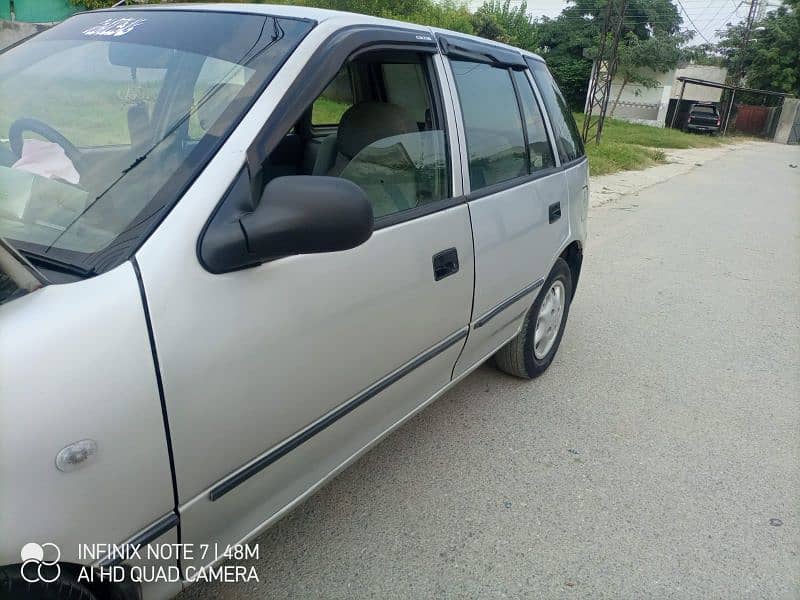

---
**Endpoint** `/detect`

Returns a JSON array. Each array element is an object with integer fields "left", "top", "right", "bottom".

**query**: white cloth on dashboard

[{"left": 12, "top": 139, "right": 80, "bottom": 185}]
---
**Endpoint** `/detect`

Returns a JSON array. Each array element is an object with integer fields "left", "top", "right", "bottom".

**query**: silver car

[{"left": 0, "top": 4, "right": 587, "bottom": 599}]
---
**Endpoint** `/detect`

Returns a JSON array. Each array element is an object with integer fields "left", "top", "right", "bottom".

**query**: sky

[{"left": 468, "top": 0, "right": 783, "bottom": 44}]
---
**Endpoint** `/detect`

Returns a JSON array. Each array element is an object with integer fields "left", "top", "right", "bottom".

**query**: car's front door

[{"left": 135, "top": 30, "right": 473, "bottom": 572}]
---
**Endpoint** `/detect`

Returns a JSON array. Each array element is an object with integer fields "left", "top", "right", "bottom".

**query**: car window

[
  {"left": 449, "top": 60, "right": 526, "bottom": 191},
  {"left": 692, "top": 106, "right": 716, "bottom": 114},
  {"left": 0, "top": 11, "right": 311, "bottom": 262},
  {"left": 189, "top": 58, "right": 254, "bottom": 140},
  {"left": 527, "top": 58, "right": 585, "bottom": 164},
  {"left": 288, "top": 54, "right": 449, "bottom": 220},
  {"left": 311, "top": 67, "right": 354, "bottom": 126},
  {"left": 0, "top": 41, "right": 167, "bottom": 148},
  {"left": 512, "top": 70, "right": 556, "bottom": 172},
  {"left": 382, "top": 63, "right": 429, "bottom": 124}
]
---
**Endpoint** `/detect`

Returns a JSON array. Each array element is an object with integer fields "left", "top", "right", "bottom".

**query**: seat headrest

[{"left": 337, "top": 102, "right": 418, "bottom": 159}]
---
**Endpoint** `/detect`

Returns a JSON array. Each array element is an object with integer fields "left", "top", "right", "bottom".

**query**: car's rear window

[
  {"left": 692, "top": 106, "right": 717, "bottom": 114},
  {"left": 526, "top": 58, "right": 585, "bottom": 164}
]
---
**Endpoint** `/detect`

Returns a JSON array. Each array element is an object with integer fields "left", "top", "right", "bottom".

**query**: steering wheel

[{"left": 8, "top": 117, "right": 87, "bottom": 180}]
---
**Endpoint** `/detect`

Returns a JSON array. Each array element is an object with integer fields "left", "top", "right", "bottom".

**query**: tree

[
  {"left": 680, "top": 43, "right": 726, "bottom": 67},
  {"left": 537, "top": 0, "right": 684, "bottom": 109},
  {"left": 471, "top": 10, "right": 512, "bottom": 44},
  {"left": 535, "top": 13, "right": 597, "bottom": 108},
  {"left": 718, "top": 0, "right": 799, "bottom": 94},
  {"left": 609, "top": 31, "right": 684, "bottom": 115},
  {"left": 70, "top": 0, "right": 116, "bottom": 8},
  {"left": 472, "top": 0, "right": 539, "bottom": 49}
]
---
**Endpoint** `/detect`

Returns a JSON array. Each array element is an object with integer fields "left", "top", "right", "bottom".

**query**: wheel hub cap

[{"left": 533, "top": 280, "right": 565, "bottom": 360}]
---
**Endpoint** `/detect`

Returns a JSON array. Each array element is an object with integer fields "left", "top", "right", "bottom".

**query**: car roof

[{"left": 104, "top": 3, "right": 546, "bottom": 63}]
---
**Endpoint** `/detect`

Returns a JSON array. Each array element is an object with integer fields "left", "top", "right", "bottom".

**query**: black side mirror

[{"left": 199, "top": 175, "right": 374, "bottom": 273}]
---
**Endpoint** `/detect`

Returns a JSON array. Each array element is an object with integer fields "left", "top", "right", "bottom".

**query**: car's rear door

[
  {"left": 527, "top": 57, "right": 590, "bottom": 267},
  {"left": 134, "top": 26, "right": 473, "bottom": 572},
  {"left": 438, "top": 37, "right": 570, "bottom": 377}
]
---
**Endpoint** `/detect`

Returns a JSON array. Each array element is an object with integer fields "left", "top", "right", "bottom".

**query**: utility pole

[
  {"left": 721, "top": 0, "right": 758, "bottom": 136},
  {"left": 581, "top": 0, "right": 628, "bottom": 145},
  {"left": 733, "top": 0, "right": 759, "bottom": 84}
]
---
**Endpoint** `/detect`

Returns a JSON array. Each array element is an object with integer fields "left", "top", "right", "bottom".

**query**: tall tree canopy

[
  {"left": 536, "top": 0, "right": 684, "bottom": 108},
  {"left": 717, "top": 0, "right": 799, "bottom": 95}
]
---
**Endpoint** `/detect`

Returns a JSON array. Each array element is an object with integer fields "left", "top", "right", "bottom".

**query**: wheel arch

[{"left": 559, "top": 240, "right": 583, "bottom": 299}]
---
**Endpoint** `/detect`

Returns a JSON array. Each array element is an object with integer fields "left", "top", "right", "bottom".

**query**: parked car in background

[
  {"left": 684, "top": 102, "right": 721, "bottom": 134},
  {"left": 0, "top": 5, "right": 587, "bottom": 599}
]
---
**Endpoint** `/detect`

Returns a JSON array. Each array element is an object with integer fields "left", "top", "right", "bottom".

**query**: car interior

[{"left": 259, "top": 50, "right": 449, "bottom": 219}]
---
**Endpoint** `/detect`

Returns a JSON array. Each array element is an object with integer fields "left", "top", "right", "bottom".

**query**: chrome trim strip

[
  {"left": 209, "top": 327, "right": 470, "bottom": 501},
  {"left": 473, "top": 278, "right": 545, "bottom": 329}
]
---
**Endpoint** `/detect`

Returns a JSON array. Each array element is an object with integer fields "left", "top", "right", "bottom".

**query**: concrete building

[
  {"left": 595, "top": 63, "right": 728, "bottom": 127},
  {"left": 773, "top": 97, "right": 800, "bottom": 144},
  {"left": 0, "top": 0, "right": 79, "bottom": 50}
]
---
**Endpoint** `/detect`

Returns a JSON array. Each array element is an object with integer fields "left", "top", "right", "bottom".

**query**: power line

[
  {"left": 675, "top": 0, "right": 714, "bottom": 42},
  {"left": 698, "top": 0, "right": 743, "bottom": 36}
]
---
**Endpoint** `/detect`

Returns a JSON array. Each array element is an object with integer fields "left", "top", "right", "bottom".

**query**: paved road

[{"left": 181, "top": 143, "right": 800, "bottom": 599}]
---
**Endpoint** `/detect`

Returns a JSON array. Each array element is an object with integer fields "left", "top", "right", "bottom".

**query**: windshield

[
  {"left": 691, "top": 106, "right": 716, "bottom": 115},
  {"left": 0, "top": 10, "right": 312, "bottom": 274}
]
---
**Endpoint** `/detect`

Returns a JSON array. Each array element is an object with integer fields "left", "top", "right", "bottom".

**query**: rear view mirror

[
  {"left": 200, "top": 176, "right": 374, "bottom": 273},
  {"left": 108, "top": 42, "right": 172, "bottom": 69}
]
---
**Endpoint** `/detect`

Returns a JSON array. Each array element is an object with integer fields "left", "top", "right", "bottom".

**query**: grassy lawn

[
  {"left": 576, "top": 113, "right": 730, "bottom": 176},
  {"left": 312, "top": 96, "right": 351, "bottom": 126}
]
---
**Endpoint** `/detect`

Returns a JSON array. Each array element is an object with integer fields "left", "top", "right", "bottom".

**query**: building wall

[
  {"left": 5, "top": 0, "right": 78, "bottom": 23},
  {"left": 672, "top": 65, "right": 727, "bottom": 102},
  {"left": 604, "top": 68, "right": 674, "bottom": 127},
  {"left": 595, "top": 63, "right": 728, "bottom": 127},
  {"left": 0, "top": 19, "right": 45, "bottom": 50},
  {"left": 773, "top": 98, "right": 800, "bottom": 144}
]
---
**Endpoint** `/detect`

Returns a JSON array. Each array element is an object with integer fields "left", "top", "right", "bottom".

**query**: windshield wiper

[{"left": 17, "top": 248, "right": 94, "bottom": 277}]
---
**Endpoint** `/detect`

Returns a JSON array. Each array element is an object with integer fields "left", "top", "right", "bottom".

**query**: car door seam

[{"left": 131, "top": 258, "right": 182, "bottom": 564}]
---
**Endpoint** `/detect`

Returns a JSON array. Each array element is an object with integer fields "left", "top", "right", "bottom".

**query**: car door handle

[
  {"left": 548, "top": 202, "right": 561, "bottom": 224},
  {"left": 432, "top": 248, "right": 459, "bottom": 281}
]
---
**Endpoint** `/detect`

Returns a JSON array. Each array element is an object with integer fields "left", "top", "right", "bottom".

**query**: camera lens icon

[{"left": 20, "top": 542, "right": 61, "bottom": 583}]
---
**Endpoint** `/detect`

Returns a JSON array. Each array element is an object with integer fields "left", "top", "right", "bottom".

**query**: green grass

[
  {"left": 312, "top": 96, "right": 351, "bottom": 126},
  {"left": 576, "top": 113, "right": 730, "bottom": 176},
  {"left": 0, "top": 77, "right": 225, "bottom": 147},
  {"left": 0, "top": 77, "right": 163, "bottom": 147}
]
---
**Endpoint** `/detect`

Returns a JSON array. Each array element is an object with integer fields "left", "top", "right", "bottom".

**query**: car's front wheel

[
  {"left": 494, "top": 258, "right": 573, "bottom": 379},
  {"left": 0, "top": 565, "right": 98, "bottom": 600}
]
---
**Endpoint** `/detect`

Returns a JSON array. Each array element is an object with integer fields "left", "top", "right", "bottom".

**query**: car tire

[
  {"left": 494, "top": 258, "right": 572, "bottom": 379},
  {"left": 0, "top": 565, "right": 98, "bottom": 600}
]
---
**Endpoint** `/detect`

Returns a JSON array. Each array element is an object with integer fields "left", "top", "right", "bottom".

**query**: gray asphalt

[{"left": 181, "top": 142, "right": 800, "bottom": 599}]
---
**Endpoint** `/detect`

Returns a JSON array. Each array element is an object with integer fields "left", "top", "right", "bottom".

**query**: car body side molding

[
  {"left": 473, "top": 278, "right": 545, "bottom": 329},
  {"left": 98, "top": 511, "right": 179, "bottom": 568},
  {"left": 209, "top": 326, "right": 469, "bottom": 501}
]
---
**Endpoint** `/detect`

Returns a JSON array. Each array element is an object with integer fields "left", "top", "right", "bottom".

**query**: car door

[
  {"left": 437, "top": 37, "right": 570, "bottom": 377},
  {"left": 134, "top": 28, "right": 473, "bottom": 572},
  {"left": 527, "top": 57, "right": 590, "bottom": 251}
]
